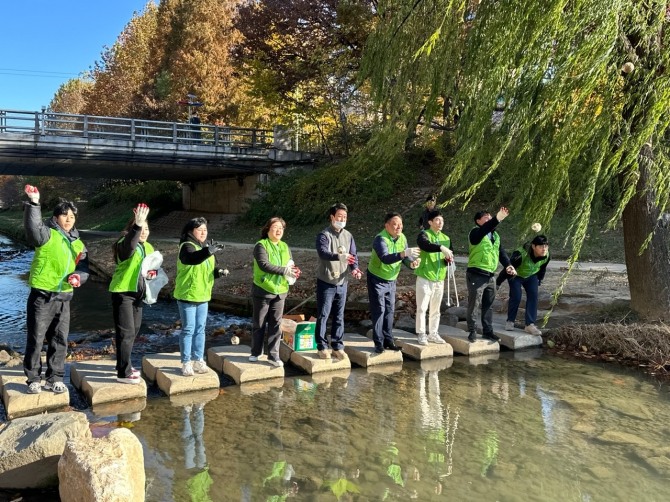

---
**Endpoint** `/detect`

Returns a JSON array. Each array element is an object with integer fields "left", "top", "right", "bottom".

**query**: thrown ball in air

[
  {"left": 531, "top": 223, "right": 542, "bottom": 232},
  {"left": 622, "top": 62, "right": 634, "bottom": 74},
  {"left": 231, "top": 335, "right": 240, "bottom": 345}
]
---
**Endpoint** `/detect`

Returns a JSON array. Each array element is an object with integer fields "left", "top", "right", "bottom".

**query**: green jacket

[
  {"left": 109, "top": 239, "right": 154, "bottom": 293},
  {"left": 174, "top": 241, "right": 215, "bottom": 302},
  {"left": 415, "top": 229, "right": 451, "bottom": 282},
  {"left": 253, "top": 238, "right": 290, "bottom": 294},
  {"left": 29, "top": 228, "right": 86, "bottom": 293},
  {"left": 515, "top": 244, "right": 550, "bottom": 278},
  {"left": 368, "top": 230, "right": 407, "bottom": 281},
  {"left": 468, "top": 228, "right": 501, "bottom": 273}
]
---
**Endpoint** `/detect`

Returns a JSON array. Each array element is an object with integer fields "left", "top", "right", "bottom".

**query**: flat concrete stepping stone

[
  {"left": 437, "top": 324, "right": 499, "bottom": 355},
  {"left": 90, "top": 397, "right": 147, "bottom": 420},
  {"left": 207, "top": 345, "right": 284, "bottom": 385},
  {"left": 489, "top": 320, "right": 542, "bottom": 349},
  {"left": 142, "top": 352, "right": 219, "bottom": 396},
  {"left": 391, "top": 329, "right": 453, "bottom": 360},
  {"left": 0, "top": 366, "right": 69, "bottom": 419},
  {"left": 279, "top": 342, "right": 352, "bottom": 374},
  {"left": 342, "top": 333, "right": 403, "bottom": 368},
  {"left": 71, "top": 359, "right": 147, "bottom": 406}
]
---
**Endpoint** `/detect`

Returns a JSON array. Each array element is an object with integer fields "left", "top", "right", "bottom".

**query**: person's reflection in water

[{"left": 183, "top": 403, "right": 207, "bottom": 470}]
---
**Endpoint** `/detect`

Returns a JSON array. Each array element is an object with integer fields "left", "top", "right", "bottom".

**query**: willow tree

[{"left": 361, "top": 0, "right": 670, "bottom": 319}]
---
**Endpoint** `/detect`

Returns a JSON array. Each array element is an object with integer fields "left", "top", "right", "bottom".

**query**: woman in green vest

[
  {"left": 109, "top": 204, "right": 155, "bottom": 384},
  {"left": 174, "top": 217, "right": 228, "bottom": 376},
  {"left": 250, "top": 217, "right": 300, "bottom": 367},
  {"left": 499, "top": 235, "right": 550, "bottom": 335}
]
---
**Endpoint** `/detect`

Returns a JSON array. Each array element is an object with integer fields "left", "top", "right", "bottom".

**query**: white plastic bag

[{"left": 142, "top": 251, "right": 168, "bottom": 305}]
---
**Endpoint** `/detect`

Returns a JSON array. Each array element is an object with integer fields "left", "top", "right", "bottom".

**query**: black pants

[
  {"left": 466, "top": 271, "right": 496, "bottom": 335},
  {"left": 24, "top": 289, "right": 70, "bottom": 384},
  {"left": 251, "top": 294, "right": 285, "bottom": 362},
  {"left": 112, "top": 292, "right": 142, "bottom": 378}
]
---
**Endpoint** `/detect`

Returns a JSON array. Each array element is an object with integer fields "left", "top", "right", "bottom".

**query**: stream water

[{"left": 1, "top": 234, "right": 669, "bottom": 501}]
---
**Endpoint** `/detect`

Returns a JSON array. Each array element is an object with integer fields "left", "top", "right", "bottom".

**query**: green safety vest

[
  {"left": 415, "top": 229, "right": 451, "bottom": 282},
  {"left": 109, "top": 239, "right": 154, "bottom": 293},
  {"left": 368, "top": 230, "right": 407, "bottom": 281},
  {"left": 29, "top": 228, "right": 85, "bottom": 293},
  {"left": 253, "top": 238, "right": 290, "bottom": 294},
  {"left": 174, "top": 242, "right": 215, "bottom": 302},
  {"left": 515, "top": 244, "right": 550, "bottom": 278},
  {"left": 468, "top": 228, "right": 501, "bottom": 273}
]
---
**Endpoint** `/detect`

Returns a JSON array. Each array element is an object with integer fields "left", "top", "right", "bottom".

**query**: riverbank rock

[
  {"left": 0, "top": 411, "right": 91, "bottom": 489},
  {"left": 58, "top": 428, "right": 145, "bottom": 502}
]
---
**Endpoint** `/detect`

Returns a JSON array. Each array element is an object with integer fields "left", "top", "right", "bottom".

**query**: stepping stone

[
  {"left": 343, "top": 333, "right": 403, "bottom": 368},
  {"left": 71, "top": 359, "right": 147, "bottom": 406},
  {"left": 280, "top": 342, "right": 352, "bottom": 374},
  {"left": 489, "top": 320, "right": 543, "bottom": 350},
  {"left": 391, "top": 329, "right": 453, "bottom": 360},
  {"left": 310, "top": 368, "right": 351, "bottom": 386},
  {"left": 169, "top": 387, "right": 220, "bottom": 407},
  {"left": 437, "top": 324, "right": 499, "bottom": 355},
  {"left": 0, "top": 366, "right": 69, "bottom": 419},
  {"left": 239, "top": 378, "right": 285, "bottom": 396},
  {"left": 366, "top": 362, "right": 404, "bottom": 375},
  {"left": 142, "top": 352, "right": 219, "bottom": 396},
  {"left": 207, "top": 345, "right": 284, "bottom": 385}
]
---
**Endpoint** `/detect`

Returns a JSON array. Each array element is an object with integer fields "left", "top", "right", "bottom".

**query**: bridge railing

[{"left": 0, "top": 109, "right": 280, "bottom": 150}]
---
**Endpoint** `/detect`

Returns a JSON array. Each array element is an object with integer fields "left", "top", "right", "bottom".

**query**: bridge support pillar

[{"left": 183, "top": 176, "right": 258, "bottom": 213}]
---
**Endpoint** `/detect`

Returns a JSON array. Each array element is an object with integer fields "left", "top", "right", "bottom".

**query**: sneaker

[
  {"left": 505, "top": 321, "right": 515, "bottom": 331},
  {"left": 117, "top": 375, "right": 141, "bottom": 385},
  {"left": 268, "top": 358, "right": 284, "bottom": 368},
  {"left": 193, "top": 360, "right": 208, "bottom": 374},
  {"left": 417, "top": 334, "right": 429, "bottom": 346},
  {"left": 317, "top": 350, "right": 331, "bottom": 359},
  {"left": 483, "top": 331, "right": 500, "bottom": 342},
  {"left": 525, "top": 324, "right": 542, "bottom": 336},
  {"left": 248, "top": 355, "right": 259, "bottom": 362},
  {"left": 182, "top": 362, "right": 194, "bottom": 376},
  {"left": 427, "top": 334, "right": 446, "bottom": 344},
  {"left": 130, "top": 367, "right": 141, "bottom": 377},
  {"left": 467, "top": 331, "right": 477, "bottom": 343},
  {"left": 332, "top": 349, "right": 346, "bottom": 361},
  {"left": 44, "top": 381, "right": 67, "bottom": 394},
  {"left": 27, "top": 381, "right": 42, "bottom": 394}
]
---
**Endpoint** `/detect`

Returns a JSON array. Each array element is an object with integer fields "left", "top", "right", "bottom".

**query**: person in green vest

[
  {"left": 466, "top": 208, "right": 515, "bottom": 343},
  {"left": 22, "top": 184, "right": 89, "bottom": 395},
  {"left": 415, "top": 210, "right": 453, "bottom": 345},
  {"left": 250, "top": 217, "right": 300, "bottom": 367},
  {"left": 367, "top": 212, "right": 420, "bottom": 353},
  {"left": 497, "top": 235, "right": 550, "bottom": 335},
  {"left": 174, "top": 217, "right": 228, "bottom": 376},
  {"left": 109, "top": 203, "right": 157, "bottom": 384}
]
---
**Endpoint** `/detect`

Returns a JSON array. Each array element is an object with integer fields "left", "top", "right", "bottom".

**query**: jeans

[
  {"left": 315, "top": 279, "right": 347, "bottom": 350},
  {"left": 112, "top": 292, "right": 142, "bottom": 378},
  {"left": 24, "top": 289, "right": 70, "bottom": 384},
  {"left": 177, "top": 301, "right": 208, "bottom": 364},
  {"left": 182, "top": 405, "right": 206, "bottom": 469},
  {"left": 415, "top": 276, "right": 445, "bottom": 336},
  {"left": 507, "top": 274, "right": 539, "bottom": 326},
  {"left": 367, "top": 271, "right": 396, "bottom": 350},
  {"left": 466, "top": 271, "right": 496, "bottom": 335},
  {"left": 251, "top": 294, "right": 285, "bottom": 362}
]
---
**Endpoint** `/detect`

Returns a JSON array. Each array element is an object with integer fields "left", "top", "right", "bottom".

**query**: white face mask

[{"left": 333, "top": 221, "right": 346, "bottom": 230}]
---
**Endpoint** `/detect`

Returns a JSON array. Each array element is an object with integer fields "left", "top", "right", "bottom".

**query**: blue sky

[{"left": 0, "top": 1, "right": 149, "bottom": 112}]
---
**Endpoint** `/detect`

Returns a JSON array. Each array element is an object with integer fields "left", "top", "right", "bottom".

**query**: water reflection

[{"left": 133, "top": 356, "right": 670, "bottom": 501}]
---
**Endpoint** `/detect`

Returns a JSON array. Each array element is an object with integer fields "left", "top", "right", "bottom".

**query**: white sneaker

[
  {"left": 27, "top": 381, "right": 42, "bottom": 394},
  {"left": 505, "top": 321, "right": 515, "bottom": 331},
  {"left": 524, "top": 324, "right": 542, "bottom": 336},
  {"left": 268, "top": 358, "right": 284, "bottom": 368},
  {"left": 182, "top": 362, "right": 194, "bottom": 376},
  {"left": 193, "top": 360, "right": 208, "bottom": 374},
  {"left": 117, "top": 375, "right": 141, "bottom": 385},
  {"left": 417, "top": 334, "right": 428, "bottom": 346},
  {"left": 427, "top": 334, "right": 446, "bottom": 344},
  {"left": 44, "top": 381, "right": 67, "bottom": 394},
  {"left": 248, "top": 355, "right": 259, "bottom": 362}
]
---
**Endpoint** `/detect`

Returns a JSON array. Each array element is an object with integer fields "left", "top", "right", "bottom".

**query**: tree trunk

[{"left": 622, "top": 165, "right": 670, "bottom": 320}]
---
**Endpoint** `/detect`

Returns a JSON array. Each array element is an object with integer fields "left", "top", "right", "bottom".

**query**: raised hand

[
  {"left": 207, "top": 238, "right": 224, "bottom": 253},
  {"left": 134, "top": 203, "right": 150, "bottom": 226},
  {"left": 24, "top": 185, "right": 40, "bottom": 204},
  {"left": 496, "top": 207, "right": 510, "bottom": 222}
]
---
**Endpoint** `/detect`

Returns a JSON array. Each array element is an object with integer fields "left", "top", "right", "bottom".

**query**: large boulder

[
  {"left": 0, "top": 411, "right": 91, "bottom": 489},
  {"left": 58, "top": 428, "right": 145, "bottom": 502}
]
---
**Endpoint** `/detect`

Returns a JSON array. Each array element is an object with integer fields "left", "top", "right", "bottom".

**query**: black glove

[{"left": 207, "top": 238, "right": 224, "bottom": 254}]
